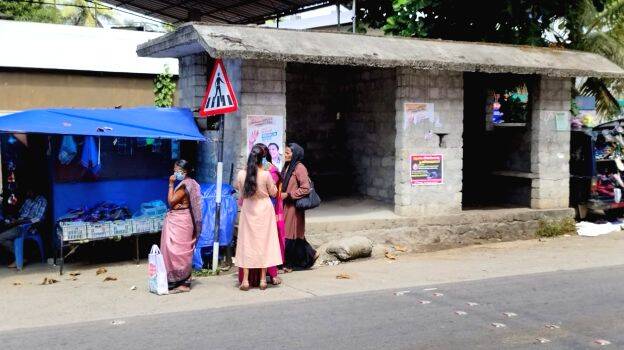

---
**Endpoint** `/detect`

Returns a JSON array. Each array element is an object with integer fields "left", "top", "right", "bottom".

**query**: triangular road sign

[{"left": 199, "top": 59, "right": 238, "bottom": 117}]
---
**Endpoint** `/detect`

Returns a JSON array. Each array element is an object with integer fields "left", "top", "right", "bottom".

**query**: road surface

[{"left": 3, "top": 265, "right": 624, "bottom": 349}]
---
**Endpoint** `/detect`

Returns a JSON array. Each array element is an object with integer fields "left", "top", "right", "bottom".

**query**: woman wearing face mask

[
  {"left": 281, "top": 143, "right": 318, "bottom": 272},
  {"left": 235, "top": 145, "right": 282, "bottom": 291},
  {"left": 237, "top": 143, "right": 285, "bottom": 287},
  {"left": 160, "top": 159, "right": 203, "bottom": 293}
]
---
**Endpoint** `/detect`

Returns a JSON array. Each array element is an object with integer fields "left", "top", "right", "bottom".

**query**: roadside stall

[
  {"left": 0, "top": 107, "right": 206, "bottom": 273},
  {"left": 570, "top": 118, "right": 624, "bottom": 218}
]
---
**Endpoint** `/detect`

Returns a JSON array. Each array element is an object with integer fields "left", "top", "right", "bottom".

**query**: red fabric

[{"left": 596, "top": 180, "right": 614, "bottom": 197}]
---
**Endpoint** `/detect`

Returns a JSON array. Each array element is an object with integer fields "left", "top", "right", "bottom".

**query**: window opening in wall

[{"left": 463, "top": 73, "right": 535, "bottom": 210}]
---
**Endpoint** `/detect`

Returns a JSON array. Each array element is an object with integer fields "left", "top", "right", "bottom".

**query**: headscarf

[
  {"left": 281, "top": 143, "right": 304, "bottom": 189},
  {"left": 177, "top": 177, "right": 203, "bottom": 238}
]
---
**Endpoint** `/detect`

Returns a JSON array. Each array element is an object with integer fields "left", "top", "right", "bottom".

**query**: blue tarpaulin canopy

[{"left": 0, "top": 107, "right": 205, "bottom": 141}]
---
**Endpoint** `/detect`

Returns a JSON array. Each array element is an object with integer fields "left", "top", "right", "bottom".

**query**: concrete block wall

[
  {"left": 236, "top": 59, "right": 287, "bottom": 173},
  {"left": 286, "top": 63, "right": 350, "bottom": 195},
  {"left": 343, "top": 68, "right": 396, "bottom": 202},
  {"left": 530, "top": 76, "right": 571, "bottom": 209},
  {"left": 286, "top": 64, "right": 396, "bottom": 201},
  {"left": 394, "top": 69, "right": 464, "bottom": 216},
  {"left": 176, "top": 53, "right": 216, "bottom": 183}
]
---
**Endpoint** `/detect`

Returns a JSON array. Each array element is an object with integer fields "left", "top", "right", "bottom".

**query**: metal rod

[
  {"left": 211, "top": 114, "right": 225, "bottom": 272},
  {"left": 352, "top": 0, "right": 356, "bottom": 33},
  {"left": 59, "top": 238, "right": 64, "bottom": 275},
  {"left": 337, "top": 3, "right": 340, "bottom": 31},
  {"left": 135, "top": 236, "right": 140, "bottom": 264}
]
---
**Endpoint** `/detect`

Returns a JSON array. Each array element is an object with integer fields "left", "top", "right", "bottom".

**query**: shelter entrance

[
  {"left": 285, "top": 63, "right": 396, "bottom": 209},
  {"left": 462, "top": 73, "right": 535, "bottom": 209}
]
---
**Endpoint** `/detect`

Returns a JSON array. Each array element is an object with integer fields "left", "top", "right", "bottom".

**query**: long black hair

[
  {"left": 256, "top": 143, "right": 272, "bottom": 164},
  {"left": 243, "top": 145, "right": 266, "bottom": 198},
  {"left": 282, "top": 143, "right": 304, "bottom": 188}
]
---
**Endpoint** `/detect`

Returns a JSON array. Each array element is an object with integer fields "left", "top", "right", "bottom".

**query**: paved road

[{"left": 4, "top": 266, "right": 624, "bottom": 350}]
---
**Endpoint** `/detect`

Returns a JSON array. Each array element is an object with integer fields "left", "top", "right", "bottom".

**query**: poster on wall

[
  {"left": 554, "top": 111, "right": 570, "bottom": 131},
  {"left": 410, "top": 154, "right": 443, "bottom": 185},
  {"left": 404, "top": 102, "right": 436, "bottom": 130},
  {"left": 246, "top": 115, "right": 285, "bottom": 170}
]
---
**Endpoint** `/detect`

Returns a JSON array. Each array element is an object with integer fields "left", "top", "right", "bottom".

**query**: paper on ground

[{"left": 576, "top": 221, "right": 621, "bottom": 237}]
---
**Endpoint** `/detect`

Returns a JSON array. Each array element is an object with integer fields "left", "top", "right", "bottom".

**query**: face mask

[{"left": 174, "top": 171, "right": 185, "bottom": 181}]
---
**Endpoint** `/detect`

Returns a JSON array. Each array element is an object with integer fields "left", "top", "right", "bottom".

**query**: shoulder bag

[{"left": 295, "top": 179, "right": 321, "bottom": 210}]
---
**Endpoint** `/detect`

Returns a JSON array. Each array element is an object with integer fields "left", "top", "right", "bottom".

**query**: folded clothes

[{"left": 59, "top": 202, "right": 131, "bottom": 223}]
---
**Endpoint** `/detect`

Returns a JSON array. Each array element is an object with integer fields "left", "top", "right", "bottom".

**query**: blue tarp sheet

[
  {"left": 0, "top": 107, "right": 205, "bottom": 141},
  {"left": 193, "top": 183, "right": 238, "bottom": 270}
]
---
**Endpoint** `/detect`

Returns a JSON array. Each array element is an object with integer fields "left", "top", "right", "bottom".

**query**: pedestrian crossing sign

[{"left": 199, "top": 59, "right": 238, "bottom": 117}]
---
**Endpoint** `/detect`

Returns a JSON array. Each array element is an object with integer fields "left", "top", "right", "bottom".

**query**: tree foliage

[
  {"left": 61, "top": 0, "right": 116, "bottom": 27},
  {"left": 0, "top": 1, "right": 65, "bottom": 24},
  {"left": 154, "top": 66, "right": 176, "bottom": 108},
  {"left": 384, "top": 0, "right": 568, "bottom": 45}
]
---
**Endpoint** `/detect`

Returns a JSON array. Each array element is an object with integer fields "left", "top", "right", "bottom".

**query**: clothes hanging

[
  {"left": 80, "top": 136, "right": 101, "bottom": 174},
  {"left": 58, "top": 135, "right": 78, "bottom": 165}
]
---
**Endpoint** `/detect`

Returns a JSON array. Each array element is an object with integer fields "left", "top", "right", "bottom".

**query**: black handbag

[{"left": 295, "top": 179, "right": 321, "bottom": 210}]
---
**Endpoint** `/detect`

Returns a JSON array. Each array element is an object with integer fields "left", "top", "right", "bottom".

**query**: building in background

[
  {"left": 0, "top": 20, "right": 178, "bottom": 115},
  {"left": 263, "top": 5, "right": 353, "bottom": 31}
]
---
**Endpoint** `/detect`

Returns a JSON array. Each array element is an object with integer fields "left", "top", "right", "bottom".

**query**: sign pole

[
  {"left": 212, "top": 113, "right": 224, "bottom": 272},
  {"left": 199, "top": 58, "right": 238, "bottom": 272}
]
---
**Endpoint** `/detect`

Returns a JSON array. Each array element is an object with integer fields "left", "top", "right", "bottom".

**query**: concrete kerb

[{"left": 306, "top": 208, "right": 574, "bottom": 250}]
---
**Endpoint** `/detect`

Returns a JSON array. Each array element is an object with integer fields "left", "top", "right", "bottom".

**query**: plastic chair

[{"left": 13, "top": 223, "right": 45, "bottom": 270}]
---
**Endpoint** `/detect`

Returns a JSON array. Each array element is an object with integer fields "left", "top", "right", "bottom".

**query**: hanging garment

[
  {"left": 80, "top": 136, "right": 101, "bottom": 174},
  {"left": 58, "top": 135, "right": 78, "bottom": 165}
]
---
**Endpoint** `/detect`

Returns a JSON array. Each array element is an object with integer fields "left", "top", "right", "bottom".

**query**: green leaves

[
  {"left": 154, "top": 65, "right": 176, "bottom": 108},
  {"left": 0, "top": 2, "right": 65, "bottom": 24}
]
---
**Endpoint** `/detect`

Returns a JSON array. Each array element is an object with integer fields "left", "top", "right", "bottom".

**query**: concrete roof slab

[{"left": 137, "top": 23, "right": 624, "bottom": 78}]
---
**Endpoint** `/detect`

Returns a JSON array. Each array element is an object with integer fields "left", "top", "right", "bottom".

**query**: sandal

[
  {"left": 271, "top": 276, "right": 282, "bottom": 285},
  {"left": 282, "top": 267, "right": 293, "bottom": 274},
  {"left": 259, "top": 281, "right": 268, "bottom": 290},
  {"left": 239, "top": 282, "right": 250, "bottom": 291}
]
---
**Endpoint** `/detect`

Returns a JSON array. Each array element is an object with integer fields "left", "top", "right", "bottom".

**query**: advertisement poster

[
  {"left": 247, "top": 115, "right": 285, "bottom": 170},
  {"left": 554, "top": 111, "right": 569, "bottom": 131},
  {"left": 404, "top": 102, "right": 436, "bottom": 130},
  {"left": 410, "top": 154, "right": 443, "bottom": 185}
]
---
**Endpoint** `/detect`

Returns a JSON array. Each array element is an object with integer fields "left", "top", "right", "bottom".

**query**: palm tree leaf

[{"left": 580, "top": 77, "right": 621, "bottom": 119}]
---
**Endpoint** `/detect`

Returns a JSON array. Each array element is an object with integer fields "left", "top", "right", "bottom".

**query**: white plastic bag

[{"left": 148, "top": 244, "right": 168, "bottom": 295}]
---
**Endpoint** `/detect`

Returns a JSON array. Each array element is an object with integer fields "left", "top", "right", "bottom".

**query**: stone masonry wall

[
  {"left": 286, "top": 64, "right": 396, "bottom": 201},
  {"left": 394, "top": 69, "right": 464, "bottom": 216},
  {"left": 286, "top": 64, "right": 351, "bottom": 197},
  {"left": 530, "top": 76, "right": 571, "bottom": 209},
  {"left": 236, "top": 59, "right": 287, "bottom": 173},
  {"left": 342, "top": 68, "right": 396, "bottom": 202},
  {"left": 177, "top": 53, "right": 214, "bottom": 183}
]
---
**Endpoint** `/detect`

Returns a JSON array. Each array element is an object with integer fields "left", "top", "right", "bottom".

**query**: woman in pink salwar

[
  {"left": 236, "top": 145, "right": 283, "bottom": 291},
  {"left": 238, "top": 143, "right": 285, "bottom": 287},
  {"left": 160, "top": 159, "right": 203, "bottom": 293}
]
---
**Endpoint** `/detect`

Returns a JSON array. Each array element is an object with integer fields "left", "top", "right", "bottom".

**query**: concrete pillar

[
  {"left": 529, "top": 76, "right": 571, "bottom": 209},
  {"left": 235, "top": 59, "right": 287, "bottom": 172},
  {"left": 394, "top": 68, "right": 464, "bottom": 216},
  {"left": 176, "top": 53, "right": 217, "bottom": 183}
]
